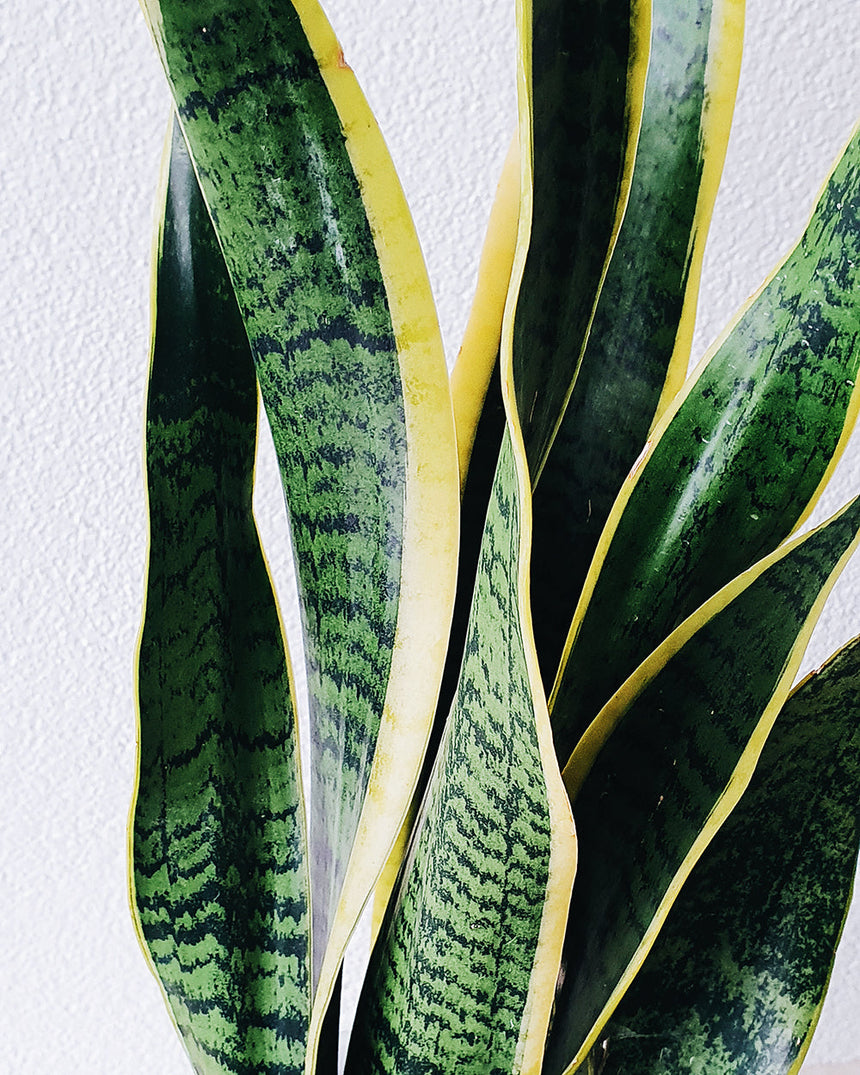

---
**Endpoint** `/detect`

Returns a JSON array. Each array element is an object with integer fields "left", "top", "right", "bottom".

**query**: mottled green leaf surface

[
  {"left": 550, "top": 127, "right": 860, "bottom": 764},
  {"left": 531, "top": 0, "right": 740, "bottom": 684},
  {"left": 347, "top": 436, "right": 564, "bottom": 1075},
  {"left": 513, "top": 0, "right": 640, "bottom": 478},
  {"left": 543, "top": 497, "right": 860, "bottom": 1075},
  {"left": 587, "top": 634, "right": 860, "bottom": 1075},
  {"left": 134, "top": 121, "right": 309, "bottom": 1075},
  {"left": 141, "top": 0, "right": 410, "bottom": 986}
]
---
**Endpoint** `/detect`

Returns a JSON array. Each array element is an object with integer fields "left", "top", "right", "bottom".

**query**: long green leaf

[
  {"left": 132, "top": 120, "right": 310, "bottom": 1074},
  {"left": 346, "top": 434, "right": 575, "bottom": 1075},
  {"left": 550, "top": 126, "right": 860, "bottom": 765},
  {"left": 344, "top": 0, "right": 586, "bottom": 1063},
  {"left": 543, "top": 496, "right": 860, "bottom": 1075},
  {"left": 587, "top": 634, "right": 860, "bottom": 1075},
  {"left": 513, "top": 0, "right": 650, "bottom": 479},
  {"left": 139, "top": 2, "right": 459, "bottom": 1059},
  {"left": 530, "top": 0, "right": 743, "bottom": 684}
]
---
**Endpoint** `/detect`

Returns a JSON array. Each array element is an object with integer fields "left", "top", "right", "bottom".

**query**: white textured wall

[{"left": 1, "top": 0, "right": 857, "bottom": 1071}]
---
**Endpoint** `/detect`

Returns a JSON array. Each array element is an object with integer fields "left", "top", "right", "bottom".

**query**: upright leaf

[
  {"left": 345, "top": 3, "right": 582, "bottom": 1067},
  {"left": 513, "top": 0, "right": 650, "bottom": 478},
  {"left": 132, "top": 121, "right": 310, "bottom": 1074},
  {"left": 543, "top": 497, "right": 860, "bottom": 1075},
  {"left": 139, "top": 3, "right": 459, "bottom": 1059},
  {"left": 530, "top": 0, "right": 744, "bottom": 683},
  {"left": 590, "top": 634, "right": 860, "bottom": 1075},
  {"left": 347, "top": 435, "right": 575, "bottom": 1074},
  {"left": 550, "top": 127, "right": 860, "bottom": 764}
]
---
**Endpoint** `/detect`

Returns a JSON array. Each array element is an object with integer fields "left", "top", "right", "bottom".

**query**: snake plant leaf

[
  {"left": 346, "top": 9, "right": 579, "bottom": 1061},
  {"left": 585, "top": 633, "right": 860, "bottom": 1075},
  {"left": 550, "top": 124, "right": 860, "bottom": 765},
  {"left": 512, "top": 0, "right": 650, "bottom": 481},
  {"left": 132, "top": 120, "right": 310, "bottom": 1074},
  {"left": 139, "top": 0, "right": 459, "bottom": 1056},
  {"left": 543, "top": 495, "right": 860, "bottom": 1075},
  {"left": 346, "top": 435, "right": 576, "bottom": 1075},
  {"left": 530, "top": 0, "right": 744, "bottom": 684}
]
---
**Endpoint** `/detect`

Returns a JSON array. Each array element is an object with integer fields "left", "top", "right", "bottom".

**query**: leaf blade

[
  {"left": 551, "top": 125, "right": 860, "bottom": 763},
  {"left": 132, "top": 119, "right": 310, "bottom": 1075},
  {"left": 139, "top": 4, "right": 459, "bottom": 1058},
  {"left": 590, "top": 634, "right": 860, "bottom": 1075},
  {"left": 543, "top": 497, "right": 860, "bottom": 1074},
  {"left": 530, "top": 0, "right": 744, "bottom": 682}
]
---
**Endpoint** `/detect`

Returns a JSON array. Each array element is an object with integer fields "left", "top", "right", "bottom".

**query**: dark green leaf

[
  {"left": 592, "top": 634, "right": 860, "bottom": 1075},
  {"left": 543, "top": 497, "right": 860, "bottom": 1075},
  {"left": 551, "top": 126, "right": 860, "bottom": 765},
  {"left": 531, "top": 0, "right": 742, "bottom": 684},
  {"left": 513, "top": 0, "right": 647, "bottom": 478}
]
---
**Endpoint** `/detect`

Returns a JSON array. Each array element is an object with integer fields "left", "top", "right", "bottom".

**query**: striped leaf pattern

[
  {"left": 543, "top": 496, "right": 860, "bottom": 1075},
  {"left": 550, "top": 126, "right": 860, "bottom": 765},
  {"left": 347, "top": 434, "right": 574, "bottom": 1074},
  {"left": 589, "top": 634, "right": 860, "bottom": 1075},
  {"left": 133, "top": 121, "right": 310, "bottom": 1074},
  {"left": 530, "top": 0, "right": 743, "bottom": 683},
  {"left": 139, "top": 0, "right": 405, "bottom": 975},
  {"left": 139, "top": 5, "right": 458, "bottom": 1053}
]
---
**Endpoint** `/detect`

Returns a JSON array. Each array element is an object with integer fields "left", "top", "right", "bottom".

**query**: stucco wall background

[{"left": 1, "top": 0, "right": 858, "bottom": 1071}]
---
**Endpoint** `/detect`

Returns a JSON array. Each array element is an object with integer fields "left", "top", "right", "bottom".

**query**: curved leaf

[
  {"left": 344, "top": 4, "right": 579, "bottom": 1067},
  {"left": 530, "top": 0, "right": 744, "bottom": 683},
  {"left": 588, "top": 634, "right": 860, "bottom": 1075},
  {"left": 139, "top": 1, "right": 459, "bottom": 1059},
  {"left": 346, "top": 435, "right": 575, "bottom": 1074},
  {"left": 550, "top": 125, "right": 860, "bottom": 764},
  {"left": 512, "top": 0, "right": 651, "bottom": 479},
  {"left": 132, "top": 120, "right": 310, "bottom": 1074},
  {"left": 543, "top": 496, "right": 860, "bottom": 1075}
]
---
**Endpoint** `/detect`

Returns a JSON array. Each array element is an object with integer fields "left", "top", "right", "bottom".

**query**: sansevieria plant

[{"left": 130, "top": 0, "right": 860, "bottom": 1071}]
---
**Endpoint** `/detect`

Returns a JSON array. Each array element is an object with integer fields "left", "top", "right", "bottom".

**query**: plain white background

[{"left": 1, "top": 0, "right": 858, "bottom": 1071}]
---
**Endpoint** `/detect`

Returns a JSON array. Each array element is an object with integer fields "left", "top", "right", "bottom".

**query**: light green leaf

[
  {"left": 346, "top": 434, "right": 575, "bottom": 1075},
  {"left": 139, "top": 3, "right": 459, "bottom": 1060},
  {"left": 133, "top": 119, "right": 310, "bottom": 1075}
]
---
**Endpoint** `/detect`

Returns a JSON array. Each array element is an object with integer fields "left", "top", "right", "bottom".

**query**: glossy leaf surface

[
  {"left": 550, "top": 127, "right": 860, "bottom": 763},
  {"left": 133, "top": 121, "right": 310, "bottom": 1074},
  {"left": 530, "top": 0, "right": 743, "bottom": 684},
  {"left": 347, "top": 435, "right": 575, "bottom": 1075},
  {"left": 590, "top": 634, "right": 860, "bottom": 1075},
  {"left": 140, "top": 1, "right": 459, "bottom": 1043},
  {"left": 544, "top": 496, "right": 860, "bottom": 1075},
  {"left": 513, "top": 0, "right": 648, "bottom": 479}
]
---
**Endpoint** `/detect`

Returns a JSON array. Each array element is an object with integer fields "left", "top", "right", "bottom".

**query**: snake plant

[{"left": 130, "top": 0, "right": 860, "bottom": 1072}]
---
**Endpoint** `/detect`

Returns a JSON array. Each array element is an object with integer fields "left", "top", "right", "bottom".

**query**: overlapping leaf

[
  {"left": 133, "top": 121, "right": 310, "bottom": 1074},
  {"left": 513, "top": 0, "right": 649, "bottom": 478},
  {"left": 530, "top": 0, "right": 744, "bottom": 683},
  {"left": 347, "top": 434, "right": 575, "bottom": 1073},
  {"left": 543, "top": 496, "right": 860, "bottom": 1075},
  {"left": 139, "top": 0, "right": 459, "bottom": 1067},
  {"left": 343, "top": 0, "right": 629, "bottom": 1064},
  {"left": 588, "top": 634, "right": 860, "bottom": 1075},
  {"left": 550, "top": 126, "right": 860, "bottom": 764}
]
